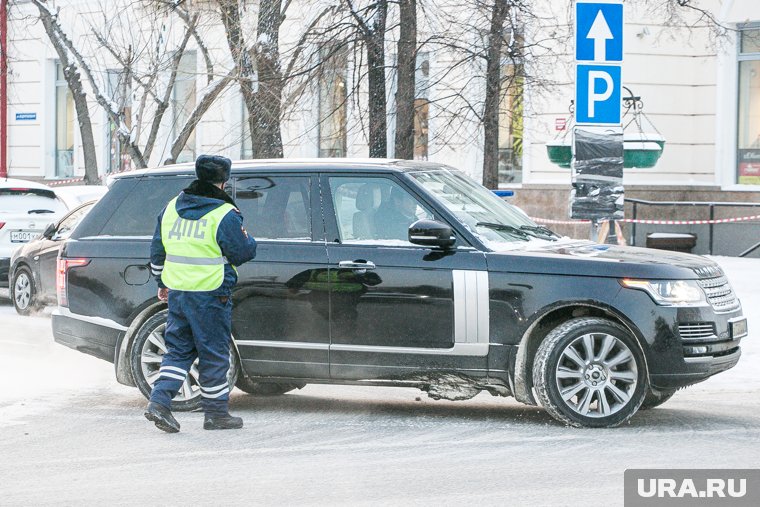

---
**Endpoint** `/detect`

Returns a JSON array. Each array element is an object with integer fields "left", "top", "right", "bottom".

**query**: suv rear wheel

[
  {"left": 533, "top": 317, "right": 647, "bottom": 428},
  {"left": 129, "top": 310, "right": 239, "bottom": 412}
]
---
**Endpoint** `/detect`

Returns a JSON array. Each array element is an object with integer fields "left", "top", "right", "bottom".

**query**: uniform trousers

[{"left": 149, "top": 290, "right": 233, "bottom": 414}]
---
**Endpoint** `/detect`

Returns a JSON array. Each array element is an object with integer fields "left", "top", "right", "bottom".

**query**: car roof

[
  {"left": 110, "top": 158, "right": 448, "bottom": 180},
  {"left": 0, "top": 177, "right": 56, "bottom": 191}
]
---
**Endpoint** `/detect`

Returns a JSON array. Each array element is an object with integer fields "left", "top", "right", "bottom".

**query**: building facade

[{"left": 3, "top": 0, "right": 759, "bottom": 245}]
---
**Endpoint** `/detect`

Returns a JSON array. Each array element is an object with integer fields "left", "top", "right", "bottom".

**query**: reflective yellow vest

[{"left": 160, "top": 197, "right": 236, "bottom": 291}]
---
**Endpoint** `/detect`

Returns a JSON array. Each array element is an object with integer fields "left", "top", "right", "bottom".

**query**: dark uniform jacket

[{"left": 150, "top": 180, "right": 257, "bottom": 296}]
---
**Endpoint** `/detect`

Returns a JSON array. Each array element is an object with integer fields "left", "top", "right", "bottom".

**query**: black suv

[{"left": 52, "top": 160, "right": 747, "bottom": 427}]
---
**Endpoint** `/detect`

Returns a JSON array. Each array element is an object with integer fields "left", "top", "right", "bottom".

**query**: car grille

[
  {"left": 679, "top": 322, "right": 740, "bottom": 358},
  {"left": 697, "top": 276, "right": 740, "bottom": 313},
  {"left": 678, "top": 323, "right": 716, "bottom": 342}
]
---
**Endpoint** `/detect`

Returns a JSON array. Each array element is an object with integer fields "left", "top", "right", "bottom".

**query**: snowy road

[{"left": 0, "top": 257, "right": 758, "bottom": 506}]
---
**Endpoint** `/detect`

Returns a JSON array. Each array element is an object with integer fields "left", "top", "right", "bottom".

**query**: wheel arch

[
  {"left": 114, "top": 299, "right": 247, "bottom": 387},
  {"left": 512, "top": 301, "right": 650, "bottom": 405},
  {"left": 10, "top": 260, "right": 34, "bottom": 285},
  {"left": 114, "top": 301, "right": 167, "bottom": 386}
]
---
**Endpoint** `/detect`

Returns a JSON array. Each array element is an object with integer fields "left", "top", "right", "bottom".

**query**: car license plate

[
  {"left": 730, "top": 318, "right": 748, "bottom": 339},
  {"left": 10, "top": 230, "right": 40, "bottom": 243}
]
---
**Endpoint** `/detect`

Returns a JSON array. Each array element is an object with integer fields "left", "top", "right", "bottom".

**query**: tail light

[
  {"left": 0, "top": 221, "right": 5, "bottom": 230},
  {"left": 57, "top": 257, "right": 90, "bottom": 307}
]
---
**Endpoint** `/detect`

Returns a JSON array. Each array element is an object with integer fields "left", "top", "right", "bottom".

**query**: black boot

[
  {"left": 144, "top": 402, "right": 180, "bottom": 433},
  {"left": 204, "top": 413, "right": 243, "bottom": 430}
]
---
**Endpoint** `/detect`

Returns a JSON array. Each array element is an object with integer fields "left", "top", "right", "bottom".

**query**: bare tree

[
  {"left": 481, "top": 0, "right": 510, "bottom": 189},
  {"left": 343, "top": 0, "right": 389, "bottom": 158},
  {"left": 218, "top": 0, "right": 284, "bottom": 159},
  {"left": 394, "top": 0, "right": 416, "bottom": 159},
  {"left": 31, "top": 0, "right": 230, "bottom": 171},
  {"left": 32, "top": 1, "right": 99, "bottom": 184}
]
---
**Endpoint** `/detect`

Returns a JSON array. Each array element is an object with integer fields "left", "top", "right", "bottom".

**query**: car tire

[
  {"left": 533, "top": 317, "right": 647, "bottom": 428},
  {"left": 129, "top": 310, "right": 239, "bottom": 412},
  {"left": 11, "top": 266, "right": 39, "bottom": 316},
  {"left": 235, "top": 375, "right": 305, "bottom": 396},
  {"left": 639, "top": 388, "right": 677, "bottom": 410}
]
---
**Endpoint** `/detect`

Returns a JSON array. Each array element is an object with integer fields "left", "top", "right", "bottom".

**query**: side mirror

[
  {"left": 42, "top": 222, "right": 57, "bottom": 239},
  {"left": 408, "top": 219, "right": 456, "bottom": 249}
]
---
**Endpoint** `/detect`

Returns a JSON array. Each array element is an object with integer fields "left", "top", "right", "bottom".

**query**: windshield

[
  {"left": 55, "top": 202, "right": 95, "bottom": 240},
  {"left": 409, "top": 167, "right": 557, "bottom": 249}
]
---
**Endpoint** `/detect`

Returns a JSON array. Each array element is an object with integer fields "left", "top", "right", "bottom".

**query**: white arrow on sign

[{"left": 587, "top": 10, "right": 613, "bottom": 61}]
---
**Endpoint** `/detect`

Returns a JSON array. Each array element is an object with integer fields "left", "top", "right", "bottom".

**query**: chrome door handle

[{"left": 338, "top": 260, "right": 376, "bottom": 270}]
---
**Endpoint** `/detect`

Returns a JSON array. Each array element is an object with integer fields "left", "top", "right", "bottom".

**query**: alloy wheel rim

[
  {"left": 140, "top": 323, "right": 202, "bottom": 402},
  {"left": 554, "top": 332, "right": 638, "bottom": 418},
  {"left": 14, "top": 273, "right": 31, "bottom": 310}
]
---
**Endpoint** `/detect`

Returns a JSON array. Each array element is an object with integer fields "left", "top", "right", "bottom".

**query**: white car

[
  {"left": 0, "top": 179, "right": 69, "bottom": 287},
  {"left": 53, "top": 185, "right": 108, "bottom": 209}
]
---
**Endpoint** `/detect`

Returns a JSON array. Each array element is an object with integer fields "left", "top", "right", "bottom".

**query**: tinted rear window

[{"left": 99, "top": 176, "right": 193, "bottom": 236}]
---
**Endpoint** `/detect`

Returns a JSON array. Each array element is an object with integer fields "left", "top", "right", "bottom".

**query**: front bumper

[
  {"left": 650, "top": 348, "right": 741, "bottom": 390},
  {"left": 616, "top": 290, "right": 746, "bottom": 390}
]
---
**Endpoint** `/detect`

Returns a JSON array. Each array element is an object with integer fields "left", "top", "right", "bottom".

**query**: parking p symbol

[
  {"left": 588, "top": 70, "right": 613, "bottom": 118},
  {"left": 576, "top": 64, "right": 621, "bottom": 125}
]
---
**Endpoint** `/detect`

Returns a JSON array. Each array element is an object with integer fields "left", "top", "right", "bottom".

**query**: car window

[
  {"left": 234, "top": 176, "right": 311, "bottom": 240},
  {"left": 328, "top": 176, "right": 432, "bottom": 244},
  {"left": 53, "top": 202, "right": 95, "bottom": 240},
  {"left": 99, "top": 177, "right": 194, "bottom": 236}
]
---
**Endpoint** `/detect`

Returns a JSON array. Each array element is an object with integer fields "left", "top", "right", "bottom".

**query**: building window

[
  {"left": 107, "top": 69, "right": 132, "bottom": 173},
  {"left": 172, "top": 50, "right": 197, "bottom": 163},
  {"left": 318, "top": 45, "right": 348, "bottom": 158},
  {"left": 55, "top": 62, "right": 74, "bottom": 178},
  {"left": 497, "top": 61, "right": 523, "bottom": 184},
  {"left": 738, "top": 27, "right": 760, "bottom": 185},
  {"left": 413, "top": 53, "right": 430, "bottom": 160}
]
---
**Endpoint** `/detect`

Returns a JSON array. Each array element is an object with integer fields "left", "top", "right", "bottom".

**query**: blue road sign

[
  {"left": 576, "top": 2, "right": 623, "bottom": 62},
  {"left": 576, "top": 64, "right": 621, "bottom": 125},
  {"left": 15, "top": 112, "right": 37, "bottom": 121}
]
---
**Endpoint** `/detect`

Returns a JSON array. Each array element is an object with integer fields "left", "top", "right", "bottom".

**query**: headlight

[{"left": 620, "top": 279, "right": 707, "bottom": 306}]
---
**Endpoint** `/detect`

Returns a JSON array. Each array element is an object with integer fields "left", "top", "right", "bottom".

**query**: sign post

[{"left": 571, "top": 0, "right": 625, "bottom": 242}]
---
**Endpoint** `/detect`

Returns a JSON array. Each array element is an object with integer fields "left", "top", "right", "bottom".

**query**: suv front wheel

[
  {"left": 533, "top": 317, "right": 647, "bottom": 428},
  {"left": 129, "top": 310, "right": 239, "bottom": 412}
]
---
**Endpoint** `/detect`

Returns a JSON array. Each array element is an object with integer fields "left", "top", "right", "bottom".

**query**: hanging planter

[
  {"left": 623, "top": 132, "right": 664, "bottom": 169},
  {"left": 546, "top": 88, "right": 667, "bottom": 170},
  {"left": 621, "top": 88, "right": 665, "bottom": 169},
  {"left": 546, "top": 141, "right": 572, "bottom": 168}
]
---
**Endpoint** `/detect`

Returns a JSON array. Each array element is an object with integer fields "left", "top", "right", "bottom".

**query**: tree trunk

[
  {"left": 482, "top": 0, "right": 509, "bottom": 189},
  {"left": 366, "top": 0, "right": 388, "bottom": 158},
  {"left": 252, "top": 0, "right": 284, "bottom": 158},
  {"left": 394, "top": 0, "right": 416, "bottom": 160},
  {"left": 219, "top": 0, "right": 283, "bottom": 159},
  {"left": 219, "top": 0, "right": 258, "bottom": 157},
  {"left": 37, "top": 10, "right": 99, "bottom": 184}
]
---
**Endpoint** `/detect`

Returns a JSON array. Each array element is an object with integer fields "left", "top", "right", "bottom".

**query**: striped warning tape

[
  {"left": 47, "top": 177, "right": 86, "bottom": 186},
  {"left": 531, "top": 215, "right": 760, "bottom": 226}
]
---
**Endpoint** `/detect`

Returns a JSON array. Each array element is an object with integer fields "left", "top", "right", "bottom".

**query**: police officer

[{"left": 145, "top": 155, "right": 257, "bottom": 433}]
